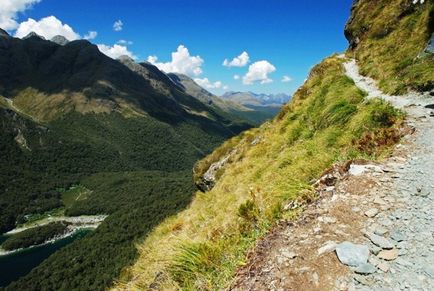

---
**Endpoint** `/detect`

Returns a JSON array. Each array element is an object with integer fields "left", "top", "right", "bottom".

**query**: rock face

[
  {"left": 0, "top": 28, "right": 10, "bottom": 38},
  {"left": 23, "top": 31, "right": 46, "bottom": 40},
  {"left": 426, "top": 33, "right": 434, "bottom": 53},
  {"left": 51, "top": 35, "right": 69, "bottom": 46},
  {"left": 335, "top": 242, "right": 370, "bottom": 267},
  {"left": 195, "top": 150, "right": 235, "bottom": 192}
]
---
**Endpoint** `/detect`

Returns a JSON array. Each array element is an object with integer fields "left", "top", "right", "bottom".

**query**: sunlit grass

[
  {"left": 346, "top": 0, "right": 434, "bottom": 93},
  {"left": 113, "top": 56, "right": 404, "bottom": 290}
]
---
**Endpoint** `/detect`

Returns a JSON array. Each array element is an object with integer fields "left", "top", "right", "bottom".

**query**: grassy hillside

[
  {"left": 115, "top": 56, "right": 404, "bottom": 290},
  {"left": 345, "top": 0, "right": 434, "bottom": 93}
]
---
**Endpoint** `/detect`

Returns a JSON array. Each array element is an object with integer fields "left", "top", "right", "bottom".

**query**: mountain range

[
  {"left": 221, "top": 91, "right": 291, "bottom": 107},
  {"left": 0, "top": 28, "right": 273, "bottom": 290}
]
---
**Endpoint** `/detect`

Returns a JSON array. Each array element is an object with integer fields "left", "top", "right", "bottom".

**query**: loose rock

[
  {"left": 365, "top": 208, "right": 379, "bottom": 218},
  {"left": 365, "top": 232, "right": 395, "bottom": 249},
  {"left": 335, "top": 242, "right": 370, "bottom": 267},
  {"left": 377, "top": 249, "right": 398, "bottom": 261},
  {"left": 354, "top": 263, "right": 377, "bottom": 275}
]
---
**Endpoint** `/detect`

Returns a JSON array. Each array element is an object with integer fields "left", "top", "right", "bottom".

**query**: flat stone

[
  {"left": 377, "top": 262, "right": 390, "bottom": 272},
  {"left": 377, "top": 249, "right": 398, "bottom": 261},
  {"left": 374, "top": 226, "right": 388, "bottom": 236},
  {"left": 355, "top": 263, "right": 377, "bottom": 275},
  {"left": 373, "top": 197, "right": 387, "bottom": 205},
  {"left": 365, "top": 208, "right": 379, "bottom": 218},
  {"left": 281, "top": 250, "right": 297, "bottom": 259},
  {"left": 353, "top": 274, "right": 371, "bottom": 286},
  {"left": 336, "top": 242, "right": 370, "bottom": 267},
  {"left": 318, "top": 241, "right": 337, "bottom": 255},
  {"left": 370, "top": 245, "right": 382, "bottom": 255},
  {"left": 390, "top": 230, "right": 406, "bottom": 242},
  {"left": 365, "top": 232, "right": 394, "bottom": 249}
]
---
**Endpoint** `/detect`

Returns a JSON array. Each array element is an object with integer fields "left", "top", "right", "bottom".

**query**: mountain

[
  {"left": 221, "top": 91, "right": 291, "bottom": 107},
  {"left": 0, "top": 29, "right": 253, "bottom": 290},
  {"left": 116, "top": 1, "right": 434, "bottom": 289},
  {"left": 167, "top": 73, "right": 283, "bottom": 125}
]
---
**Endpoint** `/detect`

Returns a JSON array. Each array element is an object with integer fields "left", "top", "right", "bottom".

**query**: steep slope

[
  {"left": 345, "top": 0, "right": 434, "bottom": 93},
  {"left": 168, "top": 73, "right": 279, "bottom": 125},
  {"left": 115, "top": 56, "right": 404, "bottom": 290},
  {"left": 114, "top": 1, "right": 434, "bottom": 289},
  {"left": 0, "top": 31, "right": 251, "bottom": 290}
]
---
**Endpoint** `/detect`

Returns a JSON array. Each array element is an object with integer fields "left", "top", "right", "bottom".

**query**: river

[{"left": 0, "top": 229, "right": 91, "bottom": 287}]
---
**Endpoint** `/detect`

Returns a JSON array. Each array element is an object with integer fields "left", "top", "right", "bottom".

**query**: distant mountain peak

[
  {"left": 51, "top": 35, "right": 69, "bottom": 46},
  {"left": 221, "top": 91, "right": 291, "bottom": 107},
  {"left": 118, "top": 55, "right": 135, "bottom": 63},
  {"left": 23, "top": 31, "right": 46, "bottom": 40},
  {"left": 0, "top": 28, "right": 10, "bottom": 38}
]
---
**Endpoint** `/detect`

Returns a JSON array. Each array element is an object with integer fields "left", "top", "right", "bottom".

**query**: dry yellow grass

[{"left": 112, "top": 56, "right": 404, "bottom": 290}]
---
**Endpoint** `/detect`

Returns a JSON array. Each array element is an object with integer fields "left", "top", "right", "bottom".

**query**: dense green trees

[
  {"left": 0, "top": 107, "right": 233, "bottom": 290},
  {"left": 1, "top": 222, "right": 70, "bottom": 251}
]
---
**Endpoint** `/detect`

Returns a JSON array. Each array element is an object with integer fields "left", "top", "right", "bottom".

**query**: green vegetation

[
  {"left": 345, "top": 0, "right": 434, "bottom": 93},
  {"left": 0, "top": 106, "right": 233, "bottom": 290},
  {"left": 5, "top": 171, "right": 195, "bottom": 291},
  {"left": 1, "top": 222, "right": 70, "bottom": 251},
  {"left": 116, "top": 57, "right": 404, "bottom": 290},
  {"left": 61, "top": 185, "right": 92, "bottom": 209}
]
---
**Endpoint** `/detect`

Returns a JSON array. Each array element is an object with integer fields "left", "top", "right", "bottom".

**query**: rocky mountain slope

[
  {"left": 168, "top": 73, "right": 283, "bottom": 125},
  {"left": 114, "top": 0, "right": 434, "bottom": 290},
  {"left": 0, "top": 30, "right": 253, "bottom": 290}
]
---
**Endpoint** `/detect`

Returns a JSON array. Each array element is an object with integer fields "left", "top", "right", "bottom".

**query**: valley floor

[{"left": 231, "top": 60, "right": 434, "bottom": 290}]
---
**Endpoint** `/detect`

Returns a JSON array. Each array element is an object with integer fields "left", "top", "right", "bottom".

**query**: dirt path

[{"left": 230, "top": 60, "right": 434, "bottom": 290}]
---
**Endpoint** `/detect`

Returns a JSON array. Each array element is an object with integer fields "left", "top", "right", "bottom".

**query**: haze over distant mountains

[{"left": 221, "top": 91, "right": 291, "bottom": 107}]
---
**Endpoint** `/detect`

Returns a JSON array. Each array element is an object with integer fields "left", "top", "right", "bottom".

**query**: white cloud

[
  {"left": 113, "top": 20, "right": 123, "bottom": 31},
  {"left": 223, "top": 85, "right": 229, "bottom": 90},
  {"left": 0, "top": 0, "right": 40, "bottom": 30},
  {"left": 233, "top": 74, "right": 240, "bottom": 80},
  {"left": 282, "top": 75, "right": 292, "bottom": 83},
  {"left": 223, "top": 51, "right": 249, "bottom": 67},
  {"left": 194, "top": 78, "right": 224, "bottom": 89},
  {"left": 97, "top": 44, "right": 136, "bottom": 60},
  {"left": 147, "top": 45, "right": 204, "bottom": 77},
  {"left": 117, "top": 39, "right": 133, "bottom": 45},
  {"left": 243, "top": 60, "right": 276, "bottom": 85},
  {"left": 83, "top": 30, "right": 97, "bottom": 40},
  {"left": 14, "top": 15, "right": 80, "bottom": 40}
]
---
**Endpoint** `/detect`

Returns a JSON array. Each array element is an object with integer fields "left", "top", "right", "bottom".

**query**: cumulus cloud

[
  {"left": 233, "top": 74, "right": 240, "bottom": 80},
  {"left": 0, "top": 0, "right": 40, "bottom": 30},
  {"left": 282, "top": 75, "right": 292, "bottom": 83},
  {"left": 243, "top": 60, "right": 276, "bottom": 85},
  {"left": 15, "top": 15, "right": 80, "bottom": 40},
  {"left": 194, "top": 78, "right": 224, "bottom": 89},
  {"left": 83, "top": 30, "right": 97, "bottom": 40},
  {"left": 97, "top": 44, "right": 136, "bottom": 60},
  {"left": 223, "top": 51, "right": 249, "bottom": 67},
  {"left": 113, "top": 20, "right": 123, "bottom": 31},
  {"left": 147, "top": 45, "right": 204, "bottom": 77}
]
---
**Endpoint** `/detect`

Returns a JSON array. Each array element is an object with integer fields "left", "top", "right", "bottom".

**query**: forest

[{"left": 0, "top": 107, "right": 226, "bottom": 290}]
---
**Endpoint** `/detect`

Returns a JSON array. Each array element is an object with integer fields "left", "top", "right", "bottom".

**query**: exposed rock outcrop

[
  {"left": 194, "top": 150, "right": 236, "bottom": 192},
  {"left": 51, "top": 35, "right": 70, "bottom": 46}
]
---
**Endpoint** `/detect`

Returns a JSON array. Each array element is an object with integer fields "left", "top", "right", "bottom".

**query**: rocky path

[{"left": 230, "top": 60, "right": 434, "bottom": 290}]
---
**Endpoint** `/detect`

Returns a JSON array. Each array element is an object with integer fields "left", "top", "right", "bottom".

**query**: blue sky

[{"left": 2, "top": 0, "right": 353, "bottom": 95}]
